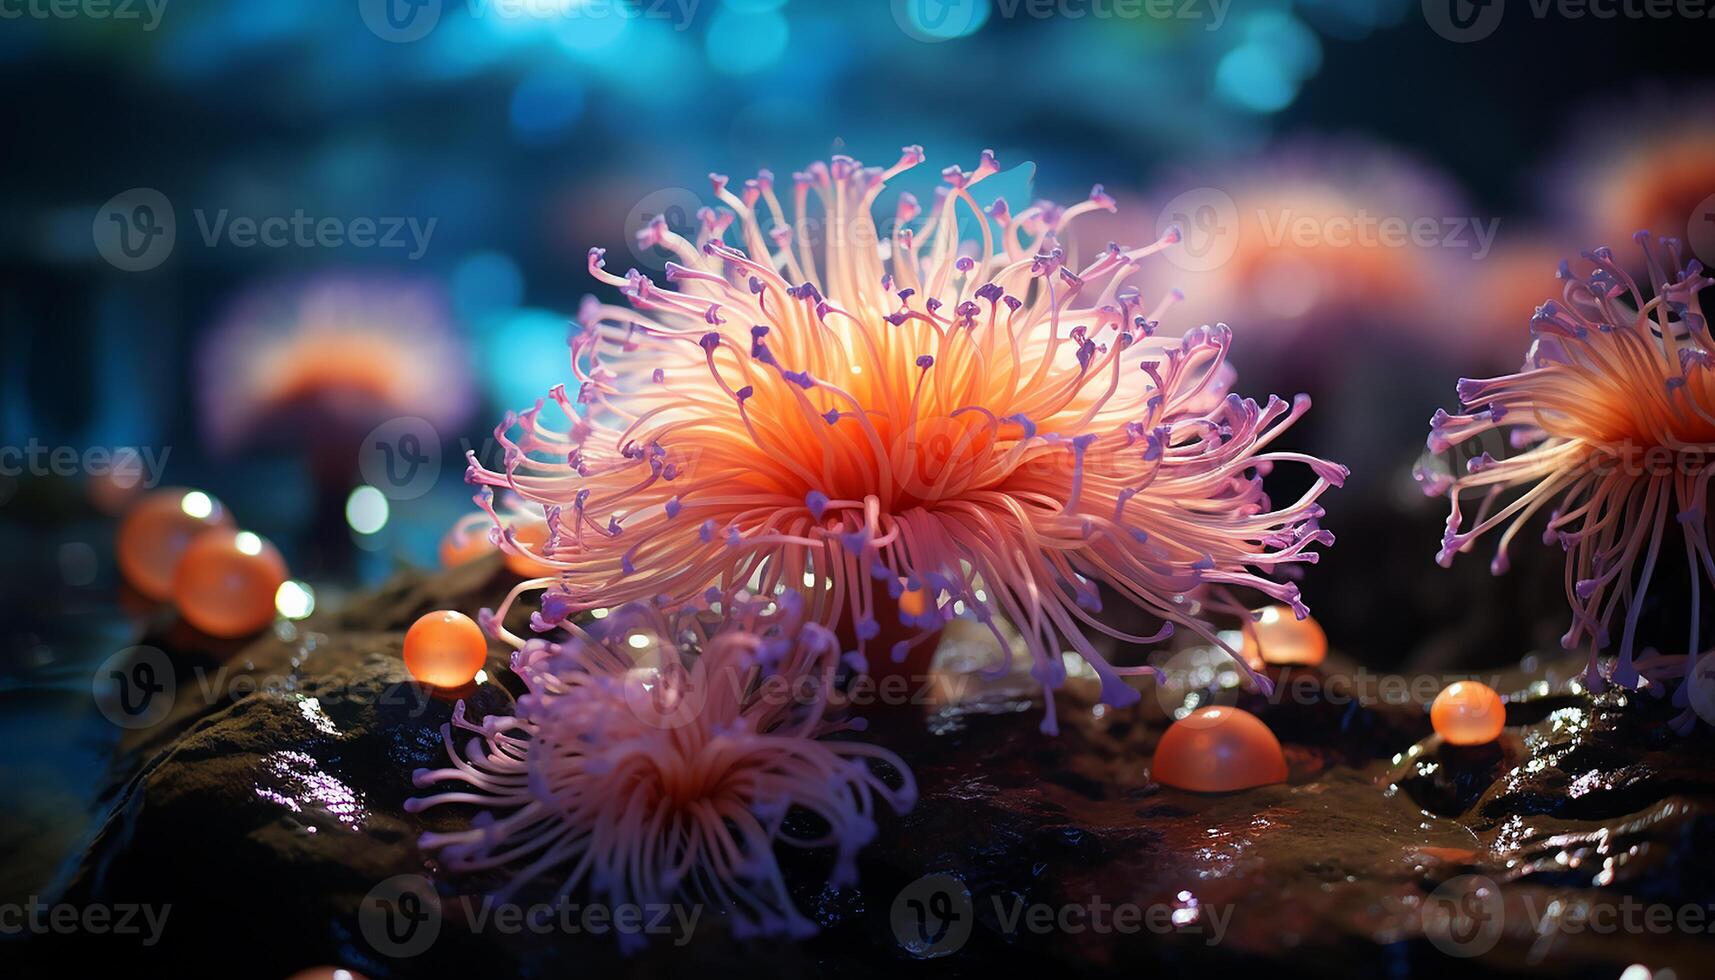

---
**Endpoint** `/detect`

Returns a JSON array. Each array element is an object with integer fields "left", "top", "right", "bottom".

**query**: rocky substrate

[{"left": 18, "top": 558, "right": 1715, "bottom": 979}]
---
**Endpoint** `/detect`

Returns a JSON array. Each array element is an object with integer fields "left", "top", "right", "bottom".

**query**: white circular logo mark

[
  {"left": 93, "top": 645, "right": 176, "bottom": 729},
  {"left": 890, "top": 0, "right": 987, "bottom": 43},
  {"left": 1157, "top": 187, "right": 1238, "bottom": 274},
  {"left": 359, "top": 874, "right": 442, "bottom": 958},
  {"left": 1423, "top": 873, "right": 1504, "bottom": 958},
  {"left": 620, "top": 663, "right": 711, "bottom": 731},
  {"left": 1422, "top": 0, "right": 1504, "bottom": 42},
  {"left": 359, "top": 0, "right": 441, "bottom": 42},
  {"left": 94, "top": 188, "right": 176, "bottom": 272},
  {"left": 1686, "top": 651, "right": 1715, "bottom": 729},
  {"left": 359, "top": 416, "right": 442, "bottom": 501},
  {"left": 624, "top": 187, "right": 706, "bottom": 272},
  {"left": 890, "top": 872, "right": 973, "bottom": 958},
  {"left": 1687, "top": 192, "right": 1715, "bottom": 271},
  {"left": 1152, "top": 645, "right": 1245, "bottom": 720}
]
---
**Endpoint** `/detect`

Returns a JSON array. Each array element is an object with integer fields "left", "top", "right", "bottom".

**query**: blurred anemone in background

[
  {"left": 1548, "top": 90, "right": 1715, "bottom": 273},
  {"left": 197, "top": 275, "right": 475, "bottom": 456},
  {"left": 1457, "top": 234, "right": 1576, "bottom": 372},
  {"left": 1136, "top": 139, "right": 1473, "bottom": 366}
]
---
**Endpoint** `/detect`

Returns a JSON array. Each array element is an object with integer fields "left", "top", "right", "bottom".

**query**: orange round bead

[
  {"left": 1152, "top": 705, "right": 1289, "bottom": 793},
  {"left": 404, "top": 610, "right": 488, "bottom": 688},
  {"left": 170, "top": 529, "right": 288, "bottom": 638},
  {"left": 1431, "top": 680, "right": 1507, "bottom": 746},
  {"left": 439, "top": 522, "right": 495, "bottom": 568},
  {"left": 503, "top": 520, "right": 558, "bottom": 577},
  {"left": 1241, "top": 605, "right": 1327, "bottom": 667},
  {"left": 117, "top": 490, "right": 236, "bottom": 600}
]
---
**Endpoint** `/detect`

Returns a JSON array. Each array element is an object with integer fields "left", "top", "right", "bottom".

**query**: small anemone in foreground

[
  {"left": 406, "top": 593, "right": 916, "bottom": 947},
  {"left": 1420, "top": 233, "right": 1714, "bottom": 714},
  {"left": 469, "top": 147, "right": 1346, "bottom": 733}
]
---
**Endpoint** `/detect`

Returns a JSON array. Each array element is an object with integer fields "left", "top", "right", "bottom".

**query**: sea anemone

[
  {"left": 469, "top": 147, "right": 1346, "bottom": 733},
  {"left": 198, "top": 275, "right": 474, "bottom": 455},
  {"left": 1551, "top": 100, "right": 1715, "bottom": 269},
  {"left": 406, "top": 594, "right": 916, "bottom": 946},
  {"left": 1137, "top": 141, "right": 1474, "bottom": 362},
  {"left": 1420, "top": 233, "right": 1714, "bottom": 695}
]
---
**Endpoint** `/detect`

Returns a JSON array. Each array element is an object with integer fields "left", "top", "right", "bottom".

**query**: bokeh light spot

[
  {"left": 346, "top": 486, "right": 391, "bottom": 536},
  {"left": 706, "top": 8, "right": 788, "bottom": 75},
  {"left": 1215, "top": 44, "right": 1299, "bottom": 114}
]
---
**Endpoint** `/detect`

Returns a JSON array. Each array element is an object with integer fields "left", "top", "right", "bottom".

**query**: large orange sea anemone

[{"left": 471, "top": 148, "right": 1346, "bottom": 733}]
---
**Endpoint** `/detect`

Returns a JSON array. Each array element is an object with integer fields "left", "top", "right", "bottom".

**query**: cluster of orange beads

[
  {"left": 116, "top": 488, "right": 287, "bottom": 639},
  {"left": 1241, "top": 605, "right": 1328, "bottom": 667},
  {"left": 1152, "top": 705, "right": 1289, "bottom": 793},
  {"left": 1431, "top": 680, "right": 1507, "bottom": 746},
  {"left": 403, "top": 609, "right": 489, "bottom": 688}
]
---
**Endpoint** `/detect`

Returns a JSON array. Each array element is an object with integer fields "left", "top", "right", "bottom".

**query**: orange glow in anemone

[
  {"left": 470, "top": 148, "right": 1347, "bottom": 733},
  {"left": 1422, "top": 235, "right": 1714, "bottom": 693}
]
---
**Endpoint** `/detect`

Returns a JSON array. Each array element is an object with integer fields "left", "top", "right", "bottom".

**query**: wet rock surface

[{"left": 17, "top": 560, "right": 1715, "bottom": 979}]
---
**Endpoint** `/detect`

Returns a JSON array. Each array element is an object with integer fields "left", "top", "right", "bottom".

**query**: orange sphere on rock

[
  {"left": 1152, "top": 705, "right": 1289, "bottom": 793},
  {"left": 404, "top": 610, "right": 488, "bottom": 688},
  {"left": 117, "top": 489, "right": 235, "bottom": 600},
  {"left": 1241, "top": 605, "right": 1327, "bottom": 667},
  {"left": 1431, "top": 681, "right": 1507, "bottom": 746},
  {"left": 170, "top": 529, "right": 288, "bottom": 638}
]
